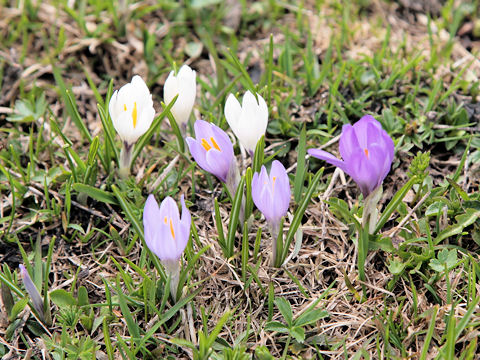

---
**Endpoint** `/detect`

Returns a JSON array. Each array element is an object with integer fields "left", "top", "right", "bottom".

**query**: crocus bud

[
  {"left": 252, "top": 160, "right": 291, "bottom": 266},
  {"left": 19, "top": 264, "right": 44, "bottom": 320},
  {"left": 109, "top": 75, "right": 155, "bottom": 176},
  {"left": 308, "top": 115, "right": 394, "bottom": 198},
  {"left": 143, "top": 194, "right": 191, "bottom": 299},
  {"left": 164, "top": 65, "right": 196, "bottom": 131},
  {"left": 225, "top": 91, "right": 268, "bottom": 155},
  {"left": 186, "top": 120, "right": 236, "bottom": 185}
]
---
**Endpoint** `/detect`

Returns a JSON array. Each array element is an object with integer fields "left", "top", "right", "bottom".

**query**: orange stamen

[
  {"left": 201, "top": 138, "right": 212, "bottom": 151},
  {"left": 364, "top": 148, "right": 369, "bottom": 158},
  {"left": 164, "top": 217, "right": 167, "bottom": 224},
  {"left": 272, "top": 176, "right": 277, "bottom": 192},
  {"left": 210, "top": 137, "right": 221, "bottom": 151},
  {"left": 169, "top": 219, "right": 175, "bottom": 239},
  {"left": 132, "top": 102, "right": 138, "bottom": 128}
]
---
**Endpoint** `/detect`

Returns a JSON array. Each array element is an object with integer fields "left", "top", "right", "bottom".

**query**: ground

[{"left": 0, "top": 0, "right": 480, "bottom": 359}]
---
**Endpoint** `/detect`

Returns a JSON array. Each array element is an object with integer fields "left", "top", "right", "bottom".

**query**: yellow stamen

[
  {"left": 164, "top": 217, "right": 167, "bottom": 224},
  {"left": 124, "top": 104, "right": 127, "bottom": 111},
  {"left": 364, "top": 148, "right": 369, "bottom": 158},
  {"left": 210, "top": 137, "right": 221, "bottom": 151},
  {"left": 132, "top": 102, "right": 138, "bottom": 128},
  {"left": 201, "top": 138, "right": 212, "bottom": 151},
  {"left": 272, "top": 176, "right": 277, "bottom": 192},
  {"left": 169, "top": 219, "right": 175, "bottom": 239}
]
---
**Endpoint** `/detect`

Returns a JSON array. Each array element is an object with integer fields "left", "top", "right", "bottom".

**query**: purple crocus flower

[
  {"left": 143, "top": 194, "right": 191, "bottom": 299},
  {"left": 186, "top": 120, "right": 235, "bottom": 183},
  {"left": 252, "top": 160, "right": 291, "bottom": 225},
  {"left": 19, "top": 264, "right": 44, "bottom": 319},
  {"left": 252, "top": 160, "right": 291, "bottom": 266},
  {"left": 143, "top": 194, "right": 191, "bottom": 263},
  {"left": 308, "top": 115, "right": 394, "bottom": 197}
]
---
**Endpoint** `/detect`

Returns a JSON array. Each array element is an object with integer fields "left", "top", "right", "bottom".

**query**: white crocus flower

[
  {"left": 224, "top": 91, "right": 268, "bottom": 155},
  {"left": 164, "top": 65, "right": 196, "bottom": 132},
  {"left": 109, "top": 75, "right": 155, "bottom": 176}
]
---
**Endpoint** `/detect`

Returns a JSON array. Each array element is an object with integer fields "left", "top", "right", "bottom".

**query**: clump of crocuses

[
  {"left": 252, "top": 160, "right": 291, "bottom": 266},
  {"left": 143, "top": 194, "right": 191, "bottom": 299},
  {"left": 308, "top": 115, "right": 394, "bottom": 232},
  {"left": 109, "top": 75, "right": 155, "bottom": 177}
]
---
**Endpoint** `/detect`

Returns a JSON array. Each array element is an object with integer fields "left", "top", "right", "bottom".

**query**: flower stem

[
  {"left": 226, "top": 159, "right": 245, "bottom": 225},
  {"left": 119, "top": 141, "right": 133, "bottom": 178},
  {"left": 163, "top": 259, "right": 180, "bottom": 301},
  {"left": 362, "top": 185, "right": 382, "bottom": 234},
  {"left": 269, "top": 220, "right": 281, "bottom": 267}
]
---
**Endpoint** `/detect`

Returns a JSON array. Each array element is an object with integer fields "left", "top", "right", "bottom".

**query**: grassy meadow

[{"left": 1, "top": 0, "right": 480, "bottom": 358}]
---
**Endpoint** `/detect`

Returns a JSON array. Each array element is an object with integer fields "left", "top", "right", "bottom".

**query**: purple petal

[
  {"left": 143, "top": 195, "right": 161, "bottom": 253},
  {"left": 159, "top": 196, "right": 180, "bottom": 222},
  {"left": 252, "top": 162, "right": 290, "bottom": 223},
  {"left": 308, "top": 148, "right": 348, "bottom": 173},
  {"left": 193, "top": 119, "right": 214, "bottom": 140},
  {"left": 347, "top": 151, "right": 380, "bottom": 197},
  {"left": 187, "top": 137, "right": 210, "bottom": 173},
  {"left": 205, "top": 148, "right": 232, "bottom": 182},
  {"left": 339, "top": 124, "right": 360, "bottom": 162},
  {"left": 177, "top": 195, "right": 191, "bottom": 254}
]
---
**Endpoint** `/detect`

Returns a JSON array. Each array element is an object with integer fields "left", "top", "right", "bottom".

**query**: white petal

[
  {"left": 163, "top": 70, "right": 178, "bottom": 106},
  {"left": 165, "top": 65, "right": 196, "bottom": 127},
  {"left": 224, "top": 93, "right": 241, "bottom": 132}
]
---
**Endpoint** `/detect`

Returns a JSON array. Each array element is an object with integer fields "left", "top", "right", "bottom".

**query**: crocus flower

[
  {"left": 164, "top": 65, "right": 197, "bottom": 131},
  {"left": 143, "top": 194, "right": 191, "bottom": 299},
  {"left": 19, "top": 264, "right": 44, "bottom": 320},
  {"left": 109, "top": 75, "right": 155, "bottom": 176},
  {"left": 308, "top": 115, "right": 394, "bottom": 197},
  {"left": 225, "top": 91, "right": 268, "bottom": 155},
  {"left": 109, "top": 75, "right": 155, "bottom": 146},
  {"left": 186, "top": 120, "right": 235, "bottom": 185},
  {"left": 252, "top": 160, "right": 290, "bottom": 225},
  {"left": 252, "top": 160, "right": 291, "bottom": 266}
]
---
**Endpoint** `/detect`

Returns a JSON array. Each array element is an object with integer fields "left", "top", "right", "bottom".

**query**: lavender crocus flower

[
  {"left": 252, "top": 160, "right": 291, "bottom": 266},
  {"left": 308, "top": 115, "right": 394, "bottom": 197},
  {"left": 186, "top": 119, "right": 242, "bottom": 204},
  {"left": 19, "top": 264, "right": 44, "bottom": 320},
  {"left": 143, "top": 194, "right": 191, "bottom": 299}
]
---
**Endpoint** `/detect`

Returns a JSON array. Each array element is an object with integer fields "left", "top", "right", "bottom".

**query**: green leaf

[
  {"left": 429, "top": 249, "right": 458, "bottom": 272},
  {"left": 50, "top": 289, "right": 77, "bottom": 307},
  {"left": 77, "top": 286, "right": 89, "bottom": 307},
  {"left": 387, "top": 259, "right": 407, "bottom": 275},
  {"left": 327, "top": 197, "right": 361, "bottom": 230},
  {"left": 294, "top": 124, "right": 307, "bottom": 203},
  {"left": 264, "top": 321, "right": 289, "bottom": 333},
  {"left": 115, "top": 276, "right": 141, "bottom": 344},
  {"left": 375, "top": 176, "right": 417, "bottom": 234},
  {"left": 73, "top": 183, "right": 117, "bottom": 205},
  {"left": 253, "top": 135, "right": 265, "bottom": 174},
  {"left": 435, "top": 208, "right": 480, "bottom": 245},
  {"left": 290, "top": 326, "right": 305, "bottom": 343},
  {"left": 294, "top": 309, "right": 329, "bottom": 327},
  {"left": 274, "top": 298, "right": 293, "bottom": 326},
  {"left": 280, "top": 168, "right": 323, "bottom": 265},
  {"left": 226, "top": 176, "right": 245, "bottom": 258},
  {"left": 9, "top": 297, "right": 29, "bottom": 322}
]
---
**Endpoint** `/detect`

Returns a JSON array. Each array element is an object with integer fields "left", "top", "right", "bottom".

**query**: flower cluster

[{"left": 105, "top": 63, "right": 395, "bottom": 298}]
